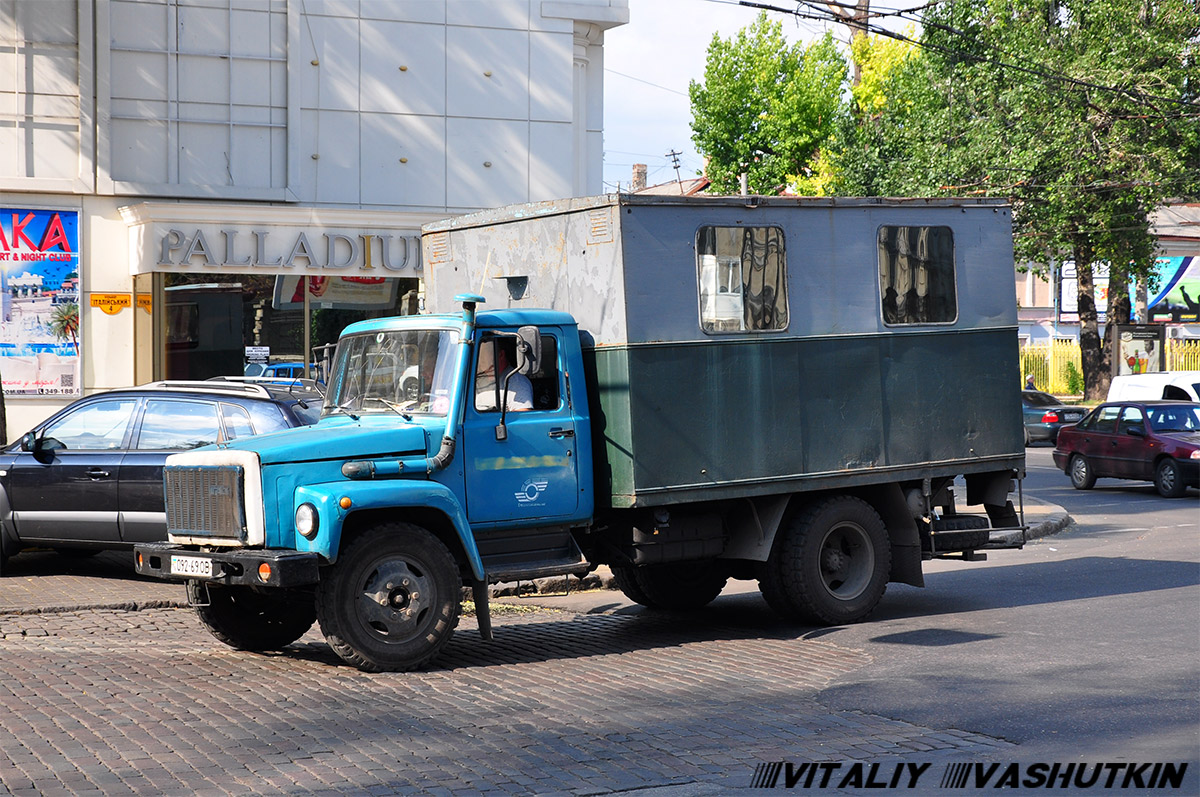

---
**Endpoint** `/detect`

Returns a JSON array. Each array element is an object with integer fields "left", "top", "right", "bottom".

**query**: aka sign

[{"left": 0, "top": 208, "right": 81, "bottom": 398}]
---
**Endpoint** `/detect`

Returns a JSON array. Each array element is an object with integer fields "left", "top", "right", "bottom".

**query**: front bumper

[
  {"left": 134, "top": 543, "right": 321, "bottom": 588},
  {"left": 1178, "top": 458, "right": 1200, "bottom": 487}
]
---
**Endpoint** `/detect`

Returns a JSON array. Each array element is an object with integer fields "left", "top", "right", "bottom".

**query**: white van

[{"left": 1107, "top": 371, "right": 1200, "bottom": 402}]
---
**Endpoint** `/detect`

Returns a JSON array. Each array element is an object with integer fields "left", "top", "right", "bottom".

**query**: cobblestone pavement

[{"left": 0, "top": 600, "right": 1015, "bottom": 796}]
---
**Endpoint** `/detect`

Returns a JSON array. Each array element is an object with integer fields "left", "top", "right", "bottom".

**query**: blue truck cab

[
  {"left": 137, "top": 195, "right": 1030, "bottom": 673},
  {"left": 136, "top": 296, "right": 597, "bottom": 671}
]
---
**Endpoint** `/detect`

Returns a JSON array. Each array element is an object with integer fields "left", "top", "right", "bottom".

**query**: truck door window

[
  {"left": 878, "top": 225, "right": 958, "bottom": 324},
  {"left": 475, "top": 334, "right": 559, "bottom": 412},
  {"left": 697, "top": 226, "right": 788, "bottom": 333}
]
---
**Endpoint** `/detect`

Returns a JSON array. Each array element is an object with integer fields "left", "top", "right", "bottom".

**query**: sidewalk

[{"left": 0, "top": 498, "right": 1070, "bottom": 616}]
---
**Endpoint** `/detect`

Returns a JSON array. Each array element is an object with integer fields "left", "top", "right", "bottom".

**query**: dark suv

[{"left": 0, "top": 380, "right": 322, "bottom": 571}]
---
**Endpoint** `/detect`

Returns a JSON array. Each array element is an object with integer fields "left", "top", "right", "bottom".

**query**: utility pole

[{"left": 666, "top": 149, "right": 683, "bottom": 193}]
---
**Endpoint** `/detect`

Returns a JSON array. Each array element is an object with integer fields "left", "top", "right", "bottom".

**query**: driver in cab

[{"left": 475, "top": 339, "right": 533, "bottom": 412}]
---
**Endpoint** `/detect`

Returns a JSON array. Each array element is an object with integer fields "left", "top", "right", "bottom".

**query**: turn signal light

[
  {"left": 339, "top": 496, "right": 352, "bottom": 509},
  {"left": 135, "top": 552, "right": 143, "bottom": 568},
  {"left": 257, "top": 562, "right": 272, "bottom": 582}
]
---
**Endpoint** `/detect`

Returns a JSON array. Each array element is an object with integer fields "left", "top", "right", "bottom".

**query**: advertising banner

[
  {"left": 1111, "top": 325, "right": 1166, "bottom": 376},
  {"left": 1058, "top": 261, "right": 1110, "bottom": 324},
  {"left": 0, "top": 208, "right": 81, "bottom": 397},
  {"left": 1146, "top": 256, "right": 1199, "bottom": 323},
  {"left": 272, "top": 275, "right": 398, "bottom": 311}
]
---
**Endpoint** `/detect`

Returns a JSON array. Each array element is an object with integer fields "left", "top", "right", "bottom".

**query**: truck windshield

[{"left": 324, "top": 329, "right": 459, "bottom": 417}]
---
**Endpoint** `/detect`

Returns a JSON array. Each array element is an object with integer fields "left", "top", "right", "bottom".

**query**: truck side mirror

[{"left": 515, "top": 326, "right": 541, "bottom": 375}]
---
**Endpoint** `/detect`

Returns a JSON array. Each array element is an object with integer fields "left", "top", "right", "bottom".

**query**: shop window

[
  {"left": 878, "top": 226, "right": 958, "bottom": 325},
  {"left": 697, "top": 226, "right": 788, "bottom": 333}
]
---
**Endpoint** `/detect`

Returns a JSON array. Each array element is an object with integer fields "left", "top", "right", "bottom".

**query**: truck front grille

[{"left": 164, "top": 465, "right": 248, "bottom": 541}]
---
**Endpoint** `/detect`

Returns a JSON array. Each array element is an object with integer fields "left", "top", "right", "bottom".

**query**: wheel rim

[
  {"left": 817, "top": 521, "right": 874, "bottom": 600},
  {"left": 355, "top": 557, "right": 435, "bottom": 643},
  {"left": 1159, "top": 462, "right": 1176, "bottom": 492},
  {"left": 1071, "top": 456, "right": 1089, "bottom": 485}
]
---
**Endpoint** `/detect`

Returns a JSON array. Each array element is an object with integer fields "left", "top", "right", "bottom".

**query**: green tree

[
  {"left": 689, "top": 14, "right": 847, "bottom": 195},
  {"left": 829, "top": 0, "right": 1199, "bottom": 399}
]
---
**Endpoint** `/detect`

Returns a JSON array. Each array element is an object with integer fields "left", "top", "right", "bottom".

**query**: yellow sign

[
  {"left": 90, "top": 293, "right": 132, "bottom": 315},
  {"left": 136, "top": 295, "right": 152, "bottom": 313}
]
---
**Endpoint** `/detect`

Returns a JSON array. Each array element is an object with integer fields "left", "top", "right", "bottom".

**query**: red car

[{"left": 1053, "top": 401, "right": 1200, "bottom": 498}]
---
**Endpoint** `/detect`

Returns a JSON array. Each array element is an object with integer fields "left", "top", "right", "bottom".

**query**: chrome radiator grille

[{"left": 164, "top": 465, "right": 248, "bottom": 541}]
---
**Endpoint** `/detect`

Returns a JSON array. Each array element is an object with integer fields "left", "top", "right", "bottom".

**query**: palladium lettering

[{"left": 158, "top": 229, "right": 421, "bottom": 272}]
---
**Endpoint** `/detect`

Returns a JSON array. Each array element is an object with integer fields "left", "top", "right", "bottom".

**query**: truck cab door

[{"left": 462, "top": 331, "right": 581, "bottom": 524}]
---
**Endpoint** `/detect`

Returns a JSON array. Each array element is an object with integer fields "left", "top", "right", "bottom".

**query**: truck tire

[
  {"left": 188, "top": 582, "right": 315, "bottom": 651},
  {"left": 757, "top": 559, "right": 803, "bottom": 621},
  {"left": 775, "top": 496, "right": 891, "bottom": 626},
  {"left": 316, "top": 523, "right": 461, "bottom": 672},
  {"left": 610, "top": 565, "right": 653, "bottom": 606},
  {"left": 612, "top": 562, "right": 728, "bottom": 610},
  {"left": 922, "top": 516, "right": 991, "bottom": 552}
]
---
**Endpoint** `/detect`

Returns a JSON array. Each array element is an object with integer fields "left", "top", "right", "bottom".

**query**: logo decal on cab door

[{"left": 515, "top": 480, "right": 549, "bottom": 505}]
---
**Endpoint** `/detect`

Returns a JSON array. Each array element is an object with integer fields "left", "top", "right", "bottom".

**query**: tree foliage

[
  {"left": 689, "top": 13, "right": 846, "bottom": 194},
  {"left": 827, "top": 0, "right": 1199, "bottom": 399}
]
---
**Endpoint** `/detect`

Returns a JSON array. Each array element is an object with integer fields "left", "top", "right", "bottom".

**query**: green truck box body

[{"left": 423, "top": 194, "right": 1024, "bottom": 509}]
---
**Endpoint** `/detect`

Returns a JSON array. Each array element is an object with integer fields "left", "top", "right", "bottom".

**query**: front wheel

[
  {"left": 188, "top": 582, "right": 316, "bottom": 651},
  {"left": 1068, "top": 454, "right": 1096, "bottom": 490},
  {"left": 1154, "top": 458, "right": 1187, "bottom": 498},
  {"left": 773, "top": 496, "right": 891, "bottom": 626},
  {"left": 316, "top": 523, "right": 461, "bottom": 672}
]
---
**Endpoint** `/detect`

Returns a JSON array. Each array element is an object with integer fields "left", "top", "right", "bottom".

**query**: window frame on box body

[{"left": 695, "top": 225, "right": 789, "bottom": 335}]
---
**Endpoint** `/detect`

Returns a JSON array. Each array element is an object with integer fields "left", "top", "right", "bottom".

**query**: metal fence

[{"left": 1020, "top": 339, "right": 1200, "bottom": 396}]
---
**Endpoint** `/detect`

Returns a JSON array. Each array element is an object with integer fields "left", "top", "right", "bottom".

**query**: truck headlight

[{"left": 296, "top": 503, "right": 319, "bottom": 540}]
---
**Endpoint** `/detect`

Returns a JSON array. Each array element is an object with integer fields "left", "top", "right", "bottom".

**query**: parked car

[
  {"left": 1021, "top": 390, "right": 1087, "bottom": 445},
  {"left": 1052, "top": 400, "right": 1200, "bottom": 497},
  {"left": 1107, "top": 371, "right": 1200, "bottom": 402},
  {"left": 0, "top": 381, "right": 322, "bottom": 570},
  {"left": 244, "top": 361, "right": 328, "bottom": 384}
]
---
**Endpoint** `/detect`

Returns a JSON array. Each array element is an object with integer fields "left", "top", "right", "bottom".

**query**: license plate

[
  {"left": 1064, "top": 413, "right": 1082, "bottom": 422},
  {"left": 170, "top": 555, "right": 213, "bottom": 578}
]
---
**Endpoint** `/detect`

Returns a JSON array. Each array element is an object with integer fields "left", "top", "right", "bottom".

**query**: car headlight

[
  {"left": 1190, "top": 450, "right": 1200, "bottom": 460},
  {"left": 296, "top": 503, "right": 319, "bottom": 540}
]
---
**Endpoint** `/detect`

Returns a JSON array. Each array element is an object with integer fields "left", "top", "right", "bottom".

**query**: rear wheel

[
  {"left": 188, "top": 582, "right": 316, "bottom": 651},
  {"left": 772, "top": 496, "right": 891, "bottom": 625},
  {"left": 612, "top": 562, "right": 728, "bottom": 610},
  {"left": 316, "top": 523, "right": 461, "bottom": 672},
  {"left": 1068, "top": 454, "right": 1096, "bottom": 490},
  {"left": 1154, "top": 458, "right": 1187, "bottom": 498}
]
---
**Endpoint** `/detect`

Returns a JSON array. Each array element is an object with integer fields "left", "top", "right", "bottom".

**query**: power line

[
  {"left": 605, "top": 68, "right": 689, "bottom": 97},
  {"left": 733, "top": 0, "right": 1200, "bottom": 110}
]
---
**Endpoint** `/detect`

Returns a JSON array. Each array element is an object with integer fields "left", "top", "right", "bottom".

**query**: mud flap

[{"left": 472, "top": 580, "right": 493, "bottom": 641}]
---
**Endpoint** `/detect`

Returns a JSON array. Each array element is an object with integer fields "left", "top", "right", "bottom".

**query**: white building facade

[{"left": 0, "top": 0, "right": 628, "bottom": 439}]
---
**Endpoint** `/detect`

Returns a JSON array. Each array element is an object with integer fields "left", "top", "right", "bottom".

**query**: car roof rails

[
  {"left": 130, "top": 380, "right": 274, "bottom": 398},
  {"left": 207, "top": 376, "right": 325, "bottom": 395}
]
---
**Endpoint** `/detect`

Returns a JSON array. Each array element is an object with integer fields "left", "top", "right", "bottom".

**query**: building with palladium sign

[{"left": 0, "top": 0, "right": 628, "bottom": 439}]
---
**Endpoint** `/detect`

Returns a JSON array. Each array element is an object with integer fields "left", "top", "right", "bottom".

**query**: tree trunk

[
  {"left": 826, "top": 0, "right": 870, "bottom": 86},
  {"left": 1073, "top": 242, "right": 1108, "bottom": 402}
]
